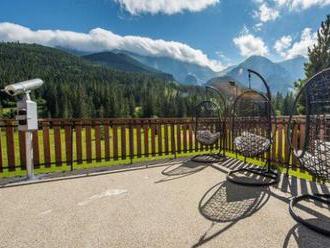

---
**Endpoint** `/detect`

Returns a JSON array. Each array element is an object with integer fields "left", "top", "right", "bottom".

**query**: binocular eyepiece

[{"left": 2, "top": 79, "right": 44, "bottom": 96}]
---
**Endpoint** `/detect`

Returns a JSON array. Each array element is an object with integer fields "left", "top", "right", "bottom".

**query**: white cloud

[
  {"left": 233, "top": 31, "right": 269, "bottom": 57},
  {"left": 254, "top": 22, "right": 264, "bottom": 31},
  {"left": 255, "top": 3, "right": 280, "bottom": 22},
  {"left": 0, "top": 22, "right": 225, "bottom": 71},
  {"left": 114, "top": 0, "right": 220, "bottom": 15},
  {"left": 274, "top": 0, "right": 330, "bottom": 10},
  {"left": 216, "top": 51, "right": 233, "bottom": 64},
  {"left": 275, "top": 28, "right": 317, "bottom": 59},
  {"left": 274, "top": 35, "right": 292, "bottom": 56}
]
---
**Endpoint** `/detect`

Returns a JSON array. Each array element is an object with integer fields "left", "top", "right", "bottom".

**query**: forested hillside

[
  {"left": 83, "top": 51, "right": 174, "bottom": 80},
  {"left": 0, "top": 43, "right": 205, "bottom": 118}
]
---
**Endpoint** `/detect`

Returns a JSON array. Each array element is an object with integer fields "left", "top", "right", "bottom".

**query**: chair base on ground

[
  {"left": 289, "top": 193, "right": 330, "bottom": 237},
  {"left": 191, "top": 153, "right": 225, "bottom": 163},
  {"left": 227, "top": 166, "right": 278, "bottom": 186}
]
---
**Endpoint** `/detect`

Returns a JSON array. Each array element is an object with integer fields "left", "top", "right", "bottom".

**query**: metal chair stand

[
  {"left": 289, "top": 194, "right": 330, "bottom": 236},
  {"left": 227, "top": 159, "right": 278, "bottom": 186}
]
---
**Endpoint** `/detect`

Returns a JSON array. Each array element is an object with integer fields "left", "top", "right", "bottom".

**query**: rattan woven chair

[
  {"left": 287, "top": 68, "right": 330, "bottom": 236},
  {"left": 227, "top": 69, "right": 278, "bottom": 186},
  {"left": 192, "top": 87, "right": 226, "bottom": 163}
]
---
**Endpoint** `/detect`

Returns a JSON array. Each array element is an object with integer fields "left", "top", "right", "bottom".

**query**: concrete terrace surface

[{"left": 0, "top": 158, "right": 329, "bottom": 248}]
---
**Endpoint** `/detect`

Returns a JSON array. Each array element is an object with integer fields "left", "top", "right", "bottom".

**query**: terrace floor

[{"left": 0, "top": 157, "right": 329, "bottom": 248}]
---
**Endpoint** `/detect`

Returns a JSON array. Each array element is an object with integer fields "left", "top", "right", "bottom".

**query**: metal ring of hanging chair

[
  {"left": 192, "top": 97, "right": 226, "bottom": 163},
  {"left": 287, "top": 68, "right": 330, "bottom": 236},
  {"left": 227, "top": 69, "right": 278, "bottom": 186}
]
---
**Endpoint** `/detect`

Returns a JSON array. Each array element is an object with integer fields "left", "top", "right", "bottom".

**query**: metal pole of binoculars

[
  {"left": 25, "top": 130, "right": 34, "bottom": 179},
  {"left": 23, "top": 93, "right": 35, "bottom": 180}
]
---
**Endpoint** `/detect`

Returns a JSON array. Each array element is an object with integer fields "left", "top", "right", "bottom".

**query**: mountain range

[
  {"left": 115, "top": 50, "right": 216, "bottom": 85},
  {"left": 215, "top": 55, "right": 307, "bottom": 93},
  {"left": 81, "top": 49, "right": 307, "bottom": 93}
]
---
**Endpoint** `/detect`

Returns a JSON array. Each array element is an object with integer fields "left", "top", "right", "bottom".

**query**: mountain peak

[
  {"left": 246, "top": 55, "right": 269, "bottom": 60},
  {"left": 213, "top": 55, "right": 306, "bottom": 93},
  {"left": 243, "top": 55, "right": 273, "bottom": 65}
]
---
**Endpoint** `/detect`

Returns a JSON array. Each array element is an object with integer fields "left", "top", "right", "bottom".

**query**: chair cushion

[
  {"left": 315, "top": 140, "right": 330, "bottom": 160},
  {"left": 196, "top": 130, "right": 221, "bottom": 145},
  {"left": 295, "top": 140, "right": 330, "bottom": 178},
  {"left": 234, "top": 131, "right": 271, "bottom": 157}
]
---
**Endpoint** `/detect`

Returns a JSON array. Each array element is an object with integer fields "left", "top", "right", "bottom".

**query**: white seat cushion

[
  {"left": 196, "top": 130, "right": 221, "bottom": 145},
  {"left": 295, "top": 140, "right": 330, "bottom": 178},
  {"left": 234, "top": 131, "right": 270, "bottom": 157}
]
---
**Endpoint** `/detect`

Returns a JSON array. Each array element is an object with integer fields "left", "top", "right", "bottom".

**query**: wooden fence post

[
  {"left": 5, "top": 120, "right": 16, "bottom": 171},
  {"left": 104, "top": 120, "right": 110, "bottom": 161}
]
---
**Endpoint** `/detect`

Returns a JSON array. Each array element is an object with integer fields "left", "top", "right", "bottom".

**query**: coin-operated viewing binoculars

[{"left": 2, "top": 79, "right": 44, "bottom": 179}]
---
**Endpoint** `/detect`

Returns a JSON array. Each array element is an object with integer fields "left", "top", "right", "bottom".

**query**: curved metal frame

[
  {"left": 227, "top": 69, "right": 278, "bottom": 186},
  {"left": 289, "top": 194, "right": 330, "bottom": 236},
  {"left": 192, "top": 86, "right": 227, "bottom": 163},
  {"left": 287, "top": 68, "right": 330, "bottom": 236},
  {"left": 206, "top": 85, "right": 227, "bottom": 109}
]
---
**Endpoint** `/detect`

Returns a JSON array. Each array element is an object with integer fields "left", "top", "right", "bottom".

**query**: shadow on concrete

[
  {"left": 191, "top": 154, "right": 227, "bottom": 164},
  {"left": 213, "top": 157, "right": 329, "bottom": 210},
  {"left": 212, "top": 157, "right": 330, "bottom": 244},
  {"left": 193, "top": 180, "right": 270, "bottom": 247},
  {"left": 154, "top": 159, "right": 209, "bottom": 183},
  {"left": 199, "top": 181, "right": 270, "bottom": 222},
  {"left": 283, "top": 222, "right": 330, "bottom": 248},
  {"left": 213, "top": 157, "right": 278, "bottom": 186},
  {"left": 161, "top": 160, "right": 208, "bottom": 177}
]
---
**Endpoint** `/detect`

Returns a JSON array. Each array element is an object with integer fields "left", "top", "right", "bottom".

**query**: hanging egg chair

[
  {"left": 192, "top": 86, "right": 226, "bottom": 163},
  {"left": 287, "top": 68, "right": 330, "bottom": 236},
  {"left": 227, "top": 69, "right": 278, "bottom": 186}
]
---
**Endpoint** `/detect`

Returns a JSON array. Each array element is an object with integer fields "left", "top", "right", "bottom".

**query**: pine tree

[
  {"left": 273, "top": 92, "right": 283, "bottom": 115},
  {"left": 305, "top": 15, "right": 330, "bottom": 79},
  {"left": 294, "top": 15, "right": 330, "bottom": 114},
  {"left": 282, "top": 92, "right": 294, "bottom": 115}
]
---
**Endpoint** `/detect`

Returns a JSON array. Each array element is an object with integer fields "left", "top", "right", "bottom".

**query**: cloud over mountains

[
  {"left": 0, "top": 22, "right": 225, "bottom": 71},
  {"left": 114, "top": 0, "right": 220, "bottom": 15}
]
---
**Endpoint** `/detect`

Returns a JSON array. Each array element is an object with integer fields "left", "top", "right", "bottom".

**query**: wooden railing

[{"left": 0, "top": 117, "right": 306, "bottom": 174}]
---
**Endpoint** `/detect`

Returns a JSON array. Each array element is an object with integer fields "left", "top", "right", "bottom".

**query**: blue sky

[{"left": 0, "top": 0, "right": 329, "bottom": 71}]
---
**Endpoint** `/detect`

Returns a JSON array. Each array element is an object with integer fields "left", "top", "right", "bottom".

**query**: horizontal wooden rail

[{"left": 0, "top": 117, "right": 307, "bottom": 174}]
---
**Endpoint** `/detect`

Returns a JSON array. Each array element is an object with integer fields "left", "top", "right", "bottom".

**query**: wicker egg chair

[
  {"left": 227, "top": 69, "right": 278, "bottom": 186},
  {"left": 192, "top": 86, "right": 226, "bottom": 163},
  {"left": 287, "top": 68, "right": 330, "bottom": 236}
]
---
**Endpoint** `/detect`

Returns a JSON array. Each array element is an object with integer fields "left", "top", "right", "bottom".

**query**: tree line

[{"left": 0, "top": 43, "right": 206, "bottom": 118}]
